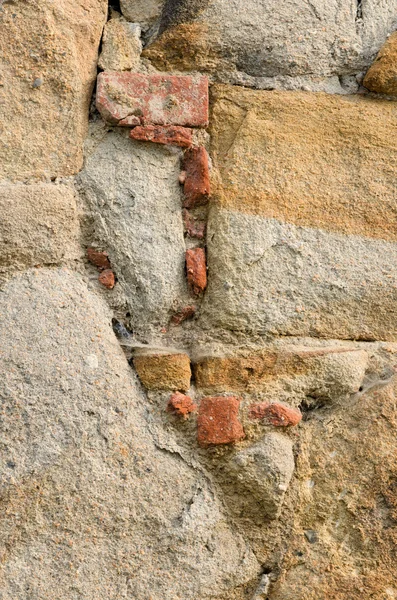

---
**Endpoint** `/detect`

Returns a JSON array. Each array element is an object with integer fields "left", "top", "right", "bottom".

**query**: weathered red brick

[
  {"left": 182, "top": 209, "right": 206, "bottom": 239},
  {"left": 249, "top": 402, "right": 302, "bottom": 427},
  {"left": 198, "top": 396, "right": 245, "bottom": 447},
  {"left": 186, "top": 248, "right": 207, "bottom": 295},
  {"left": 129, "top": 125, "right": 193, "bottom": 147},
  {"left": 183, "top": 147, "right": 210, "bottom": 208},
  {"left": 96, "top": 72, "right": 209, "bottom": 127},
  {"left": 98, "top": 269, "right": 116, "bottom": 289},
  {"left": 171, "top": 305, "right": 196, "bottom": 325},
  {"left": 87, "top": 247, "right": 111, "bottom": 271},
  {"left": 167, "top": 392, "right": 197, "bottom": 418}
]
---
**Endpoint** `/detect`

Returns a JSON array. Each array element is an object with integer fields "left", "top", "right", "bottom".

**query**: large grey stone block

[
  {"left": 79, "top": 130, "right": 187, "bottom": 331},
  {"left": 0, "top": 268, "right": 260, "bottom": 598}
]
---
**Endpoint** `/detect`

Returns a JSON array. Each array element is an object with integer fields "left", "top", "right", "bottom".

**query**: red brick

[
  {"left": 87, "top": 247, "right": 111, "bottom": 271},
  {"left": 167, "top": 392, "right": 197, "bottom": 418},
  {"left": 198, "top": 396, "right": 245, "bottom": 447},
  {"left": 186, "top": 248, "right": 207, "bottom": 295},
  {"left": 249, "top": 402, "right": 302, "bottom": 427},
  {"left": 183, "top": 147, "right": 210, "bottom": 208},
  {"left": 129, "top": 125, "right": 193, "bottom": 148},
  {"left": 98, "top": 269, "right": 116, "bottom": 290},
  {"left": 171, "top": 305, "right": 196, "bottom": 325},
  {"left": 96, "top": 72, "right": 209, "bottom": 127},
  {"left": 182, "top": 209, "right": 206, "bottom": 239}
]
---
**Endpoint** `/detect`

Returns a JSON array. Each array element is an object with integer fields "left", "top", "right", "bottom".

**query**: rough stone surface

[
  {"left": 183, "top": 146, "right": 211, "bottom": 208},
  {"left": 79, "top": 130, "right": 187, "bottom": 330},
  {"left": 363, "top": 31, "right": 397, "bottom": 95},
  {"left": 0, "top": 184, "right": 81, "bottom": 270},
  {"left": 130, "top": 124, "right": 193, "bottom": 147},
  {"left": 249, "top": 403, "right": 302, "bottom": 427},
  {"left": 0, "top": 268, "right": 260, "bottom": 598},
  {"left": 194, "top": 347, "right": 368, "bottom": 401},
  {"left": 167, "top": 392, "right": 197, "bottom": 418},
  {"left": 133, "top": 353, "right": 192, "bottom": 391},
  {"left": 270, "top": 373, "right": 397, "bottom": 598},
  {"left": 144, "top": 0, "right": 397, "bottom": 84},
  {"left": 210, "top": 86, "right": 397, "bottom": 241},
  {"left": 0, "top": 0, "right": 107, "bottom": 181},
  {"left": 226, "top": 433, "right": 295, "bottom": 520},
  {"left": 121, "top": 0, "right": 164, "bottom": 25},
  {"left": 98, "top": 13, "right": 142, "bottom": 72},
  {"left": 197, "top": 396, "right": 245, "bottom": 447},
  {"left": 202, "top": 207, "right": 397, "bottom": 340},
  {"left": 186, "top": 248, "right": 207, "bottom": 295},
  {"left": 96, "top": 72, "right": 209, "bottom": 126}
]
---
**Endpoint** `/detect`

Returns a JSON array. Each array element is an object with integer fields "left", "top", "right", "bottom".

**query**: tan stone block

[
  {"left": 98, "top": 14, "right": 142, "bottom": 72},
  {"left": 133, "top": 353, "right": 191, "bottom": 391},
  {"left": 210, "top": 86, "right": 397, "bottom": 241},
  {"left": 0, "top": 184, "right": 81, "bottom": 269},
  {"left": 364, "top": 31, "right": 397, "bottom": 96},
  {"left": 0, "top": 0, "right": 107, "bottom": 181}
]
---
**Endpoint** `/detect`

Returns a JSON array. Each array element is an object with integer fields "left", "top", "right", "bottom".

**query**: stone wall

[{"left": 1, "top": 1, "right": 397, "bottom": 598}]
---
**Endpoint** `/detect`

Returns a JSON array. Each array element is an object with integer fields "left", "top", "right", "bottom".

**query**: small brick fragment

[
  {"left": 171, "top": 305, "right": 196, "bottom": 325},
  {"left": 183, "top": 147, "right": 210, "bottom": 208},
  {"left": 87, "top": 247, "right": 111, "bottom": 271},
  {"left": 130, "top": 125, "right": 193, "bottom": 147},
  {"left": 186, "top": 248, "right": 207, "bottom": 295},
  {"left": 183, "top": 209, "right": 206, "bottom": 239},
  {"left": 96, "top": 72, "right": 209, "bottom": 126},
  {"left": 249, "top": 402, "right": 302, "bottom": 427},
  {"left": 98, "top": 269, "right": 116, "bottom": 289},
  {"left": 167, "top": 392, "right": 197, "bottom": 418},
  {"left": 198, "top": 396, "right": 245, "bottom": 447},
  {"left": 133, "top": 353, "right": 191, "bottom": 391}
]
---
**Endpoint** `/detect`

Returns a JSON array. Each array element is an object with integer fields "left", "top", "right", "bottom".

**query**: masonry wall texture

[{"left": 1, "top": 0, "right": 397, "bottom": 598}]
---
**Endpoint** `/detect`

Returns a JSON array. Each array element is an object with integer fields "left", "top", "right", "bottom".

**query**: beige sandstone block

[
  {"left": 98, "top": 13, "right": 142, "bottom": 72},
  {"left": 0, "top": 0, "right": 107, "bottom": 181},
  {"left": 210, "top": 85, "right": 397, "bottom": 241},
  {"left": 0, "top": 184, "right": 81, "bottom": 269}
]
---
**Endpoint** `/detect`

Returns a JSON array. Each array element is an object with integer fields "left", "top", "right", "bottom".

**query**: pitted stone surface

[
  {"left": 0, "top": 184, "right": 81, "bottom": 270},
  {"left": 0, "top": 268, "right": 260, "bottom": 599},
  {"left": 79, "top": 130, "right": 187, "bottom": 330},
  {"left": 202, "top": 208, "right": 397, "bottom": 340},
  {"left": 145, "top": 0, "right": 397, "bottom": 83},
  {"left": 0, "top": 0, "right": 107, "bottom": 181}
]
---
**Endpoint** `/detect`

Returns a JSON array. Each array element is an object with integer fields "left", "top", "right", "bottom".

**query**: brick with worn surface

[
  {"left": 167, "top": 392, "right": 197, "bottom": 418},
  {"left": 183, "top": 147, "right": 210, "bottom": 208},
  {"left": 96, "top": 72, "right": 209, "bottom": 127},
  {"left": 186, "top": 248, "right": 207, "bottom": 295},
  {"left": 98, "top": 269, "right": 116, "bottom": 289},
  {"left": 182, "top": 209, "right": 206, "bottom": 239},
  {"left": 87, "top": 248, "right": 111, "bottom": 271},
  {"left": 171, "top": 305, "right": 196, "bottom": 325},
  {"left": 129, "top": 125, "right": 193, "bottom": 147},
  {"left": 133, "top": 353, "right": 191, "bottom": 391},
  {"left": 198, "top": 396, "right": 245, "bottom": 447},
  {"left": 249, "top": 402, "right": 302, "bottom": 427}
]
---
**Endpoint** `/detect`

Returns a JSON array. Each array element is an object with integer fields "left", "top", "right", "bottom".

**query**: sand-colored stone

[
  {"left": 0, "top": 184, "right": 81, "bottom": 270},
  {"left": 133, "top": 353, "right": 192, "bottom": 391},
  {"left": 364, "top": 31, "right": 397, "bottom": 95},
  {"left": 0, "top": 0, "right": 107, "bottom": 181},
  {"left": 194, "top": 348, "right": 367, "bottom": 399},
  {"left": 98, "top": 13, "right": 142, "bottom": 72},
  {"left": 210, "top": 85, "right": 397, "bottom": 241}
]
